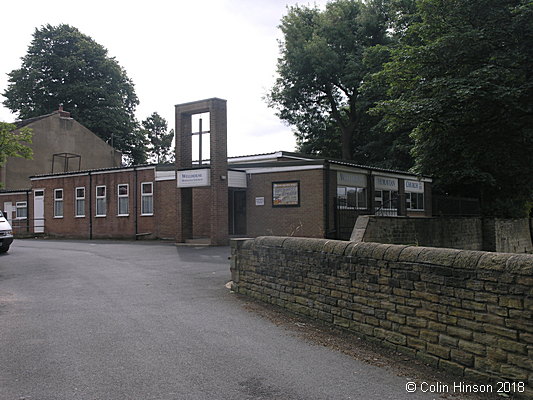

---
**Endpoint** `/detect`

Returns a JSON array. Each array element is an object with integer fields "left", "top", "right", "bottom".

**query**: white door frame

[{"left": 33, "top": 189, "right": 45, "bottom": 233}]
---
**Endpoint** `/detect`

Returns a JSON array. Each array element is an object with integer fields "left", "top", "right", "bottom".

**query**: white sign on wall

[
  {"left": 337, "top": 172, "right": 367, "bottom": 187},
  {"left": 405, "top": 180, "right": 424, "bottom": 193},
  {"left": 177, "top": 168, "right": 210, "bottom": 187},
  {"left": 255, "top": 197, "right": 265, "bottom": 206},
  {"left": 374, "top": 176, "right": 398, "bottom": 191}
]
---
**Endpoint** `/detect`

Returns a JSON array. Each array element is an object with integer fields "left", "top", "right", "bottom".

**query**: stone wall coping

[{"left": 231, "top": 237, "right": 533, "bottom": 275}]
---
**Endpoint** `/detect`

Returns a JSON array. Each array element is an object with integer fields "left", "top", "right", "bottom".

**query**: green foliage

[
  {"left": 126, "top": 126, "right": 150, "bottom": 166},
  {"left": 267, "top": 0, "right": 401, "bottom": 163},
  {"left": 2, "top": 24, "right": 141, "bottom": 164},
  {"left": 375, "top": 0, "right": 533, "bottom": 217},
  {"left": 0, "top": 123, "right": 33, "bottom": 186},
  {"left": 141, "top": 112, "right": 174, "bottom": 164},
  {"left": 0, "top": 123, "right": 33, "bottom": 164}
]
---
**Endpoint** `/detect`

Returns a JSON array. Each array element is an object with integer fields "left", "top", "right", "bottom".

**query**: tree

[
  {"left": 2, "top": 24, "right": 142, "bottom": 164},
  {"left": 126, "top": 126, "right": 150, "bottom": 166},
  {"left": 0, "top": 123, "right": 33, "bottom": 186},
  {"left": 267, "top": 0, "right": 394, "bottom": 161},
  {"left": 375, "top": 0, "right": 533, "bottom": 217},
  {"left": 141, "top": 112, "right": 174, "bottom": 164}
]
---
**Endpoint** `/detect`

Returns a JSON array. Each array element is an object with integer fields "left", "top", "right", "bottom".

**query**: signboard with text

[
  {"left": 405, "top": 180, "right": 424, "bottom": 193},
  {"left": 374, "top": 176, "right": 398, "bottom": 191},
  {"left": 177, "top": 168, "right": 210, "bottom": 187},
  {"left": 272, "top": 181, "right": 300, "bottom": 207}
]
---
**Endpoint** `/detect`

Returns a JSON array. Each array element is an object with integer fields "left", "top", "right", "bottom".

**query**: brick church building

[{"left": 1, "top": 98, "right": 432, "bottom": 244}]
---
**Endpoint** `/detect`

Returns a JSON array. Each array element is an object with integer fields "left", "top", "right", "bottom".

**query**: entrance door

[
  {"left": 33, "top": 190, "right": 45, "bottom": 233},
  {"left": 229, "top": 190, "right": 246, "bottom": 235},
  {"left": 3, "top": 202, "right": 13, "bottom": 223}
]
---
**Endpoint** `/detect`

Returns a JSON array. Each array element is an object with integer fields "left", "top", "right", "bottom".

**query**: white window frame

[
  {"left": 117, "top": 184, "right": 129, "bottom": 216},
  {"left": 337, "top": 186, "right": 367, "bottom": 210},
  {"left": 141, "top": 182, "right": 154, "bottom": 216},
  {"left": 54, "top": 189, "right": 64, "bottom": 218},
  {"left": 375, "top": 189, "right": 398, "bottom": 210},
  {"left": 406, "top": 192, "right": 425, "bottom": 211},
  {"left": 75, "top": 187, "right": 86, "bottom": 217},
  {"left": 96, "top": 185, "right": 107, "bottom": 217},
  {"left": 15, "top": 201, "right": 28, "bottom": 220}
]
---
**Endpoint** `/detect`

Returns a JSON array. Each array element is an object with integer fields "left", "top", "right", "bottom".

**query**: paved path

[{"left": 1, "top": 239, "right": 451, "bottom": 400}]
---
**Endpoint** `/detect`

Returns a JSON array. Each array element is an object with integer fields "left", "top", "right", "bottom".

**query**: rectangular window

[
  {"left": 16, "top": 202, "right": 28, "bottom": 219},
  {"left": 54, "top": 189, "right": 64, "bottom": 218},
  {"left": 375, "top": 190, "right": 398, "bottom": 209},
  {"left": 117, "top": 184, "right": 129, "bottom": 216},
  {"left": 141, "top": 182, "right": 153, "bottom": 215},
  {"left": 406, "top": 192, "right": 424, "bottom": 210},
  {"left": 337, "top": 186, "right": 367, "bottom": 209},
  {"left": 75, "top": 187, "right": 85, "bottom": 217},
  {"left": 96, "top": 185, "right": 106, "bottom": 217}
]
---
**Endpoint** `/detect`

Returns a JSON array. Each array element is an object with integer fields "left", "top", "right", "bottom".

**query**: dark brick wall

[
  {"left": 155, "top": 180, "right": 177, "bottom": 240},
  {"left": 231, "top": 237, "right": 533, "bottom": 398},
  {"left": 0, "top": 191, "right": 32, "bottom": 235},
  {"left": 31, "top": 168, "right": 156, "bottom": 239},
  {"left": 193, "top": 187, "right": 211, "bottom": 238}
]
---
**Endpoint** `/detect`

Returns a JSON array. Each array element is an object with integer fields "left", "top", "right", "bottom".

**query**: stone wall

[
  {"left": 231, "top": 237, "right": 533, "bottom": 398},
  {"left": 351, "top": 216, "right": 483, "bottom": 250},
  {"left": 483, "top": 218, "right": 533, "bottom": 254},
  {"left": 352, "top": 216, "right": 533, "bottom": 253}
]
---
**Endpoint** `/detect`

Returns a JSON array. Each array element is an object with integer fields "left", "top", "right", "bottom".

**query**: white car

[{"left": 0, "top": 210, "right": 14, "bottom": 253}]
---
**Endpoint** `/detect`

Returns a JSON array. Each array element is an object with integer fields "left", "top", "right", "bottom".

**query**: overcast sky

[{"left": 0, "top": 0, "right": 329, "bottom": 157}]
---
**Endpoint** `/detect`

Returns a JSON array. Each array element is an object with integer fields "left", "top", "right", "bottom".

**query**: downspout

[
  {"left": 324, "top": 161, "right": 330, "bottom": 238},
  {"left": 368, "top": 169, "right": 374, "bottom": 215},
  {"left": 134, "top": 167, "right": 138, "bottom": 240},
  {"left": 89, "top": 171, "right": 93, "bottom": 240},
  {"left": 26, "top": 189, "right": 30, "bottom": 233}
]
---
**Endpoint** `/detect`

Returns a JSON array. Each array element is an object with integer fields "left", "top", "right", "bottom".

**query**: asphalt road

[{"left": 0, "top": 239, "right": 456, "bottom": 400}]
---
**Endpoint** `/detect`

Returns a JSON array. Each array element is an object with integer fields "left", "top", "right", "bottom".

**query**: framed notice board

[{"left": 272, "top": 181, "right": 300, "bottom": 207}]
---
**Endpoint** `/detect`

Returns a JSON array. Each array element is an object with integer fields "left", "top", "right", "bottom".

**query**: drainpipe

[
  {"left": 26, "top": 189, "right": 30, "bottom": 233},
  {"left": 324, "top": 161, "right": 330, "bottom": 238},
  {"left": 134, "top": 167, "right": 138, "bottom": 240},
  {"left": 89, "top": 171, "right": 93, "bottom": 240},
  {"left": 368, "top": 169, "right": 374, "bottom": 215}
]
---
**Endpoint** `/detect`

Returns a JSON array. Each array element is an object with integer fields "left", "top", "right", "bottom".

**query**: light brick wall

[
  {"left": 245, "top": 169, "right": 325, "bottom": 238},
  {"left": 231, "top": 237, "right": 533, "bottom": 398}
]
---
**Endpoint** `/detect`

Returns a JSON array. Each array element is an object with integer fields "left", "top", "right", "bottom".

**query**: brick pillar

[
  {"left": 175, "top": 107, "right": 193, "bottom": 243},
  {"left": 209, "top": 99, "right": 229, "bottom": 245},
  {"left": 174, "top": 98, "right": 229, "bottom": 245},
  {"left": 398, "top": 178, "right": 406, "bottom": 216}
]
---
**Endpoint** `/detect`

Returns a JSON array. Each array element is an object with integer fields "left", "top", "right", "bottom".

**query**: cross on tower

[{"left": 191, "top": 117, "right": 210, "bottom": 165}]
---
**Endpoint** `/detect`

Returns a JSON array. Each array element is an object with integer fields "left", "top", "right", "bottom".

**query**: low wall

[
  {"left": 352, "top": 216, "right": 533, "bottom": 253},
  {"left": 231, "top": 237, "right": 533, "bottom": 398}
]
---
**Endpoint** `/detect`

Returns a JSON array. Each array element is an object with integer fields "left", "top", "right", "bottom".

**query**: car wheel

[{"left": 0, "top": 245, "right": 9, "bottom": 253}]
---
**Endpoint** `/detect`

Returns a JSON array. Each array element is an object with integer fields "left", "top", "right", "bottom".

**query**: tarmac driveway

[{"left": 0, "top": 239, "right": 491, "bottom": 400}]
